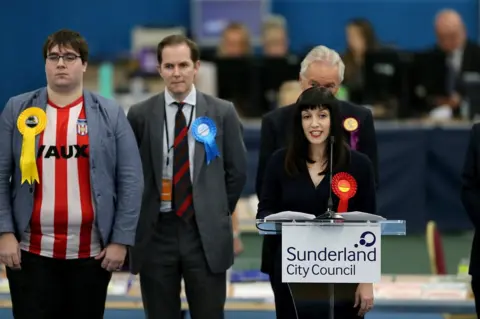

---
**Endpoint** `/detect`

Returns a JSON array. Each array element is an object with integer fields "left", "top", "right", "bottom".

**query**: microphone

[
  {"left": 326, "top": 136, "right": 335, "bottom": 213},
  {"left": 316, "top": 136, "right": 344, "bottom": 220}
]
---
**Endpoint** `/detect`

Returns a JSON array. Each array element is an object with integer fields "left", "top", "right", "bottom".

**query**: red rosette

[{"left": 331, "top": 172, "right": 357, "bottom": 213}]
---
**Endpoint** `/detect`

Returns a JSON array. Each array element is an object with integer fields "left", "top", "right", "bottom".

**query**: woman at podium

[{"left": 257, "top": 86, "right": 376, "bottom": 318}]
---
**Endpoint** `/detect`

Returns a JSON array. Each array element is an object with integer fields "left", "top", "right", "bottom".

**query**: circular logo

[
  {"left": 197, "top": 123, "right": 210, "bottom": 137},
  {"left": 25, "top": 115, "right": 39, "bottom": 128},
  {"left": 343, "top": 117, "right": 359, "bottom": 132},
  {"left": 357, "top": 231, "right": 376, "bottom": 247},
  {"left": 338, "top": 179, "right": 351, "bottom": 193}
]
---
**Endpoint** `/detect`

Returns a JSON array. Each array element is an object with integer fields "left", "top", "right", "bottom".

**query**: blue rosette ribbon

[{"left": 191, "top": 116, "right": 220, "bottom": 164}]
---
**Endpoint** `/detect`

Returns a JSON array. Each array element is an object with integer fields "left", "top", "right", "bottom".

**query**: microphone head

[{"left": 330, "top": 136, "right": 335, "bottom": 143}]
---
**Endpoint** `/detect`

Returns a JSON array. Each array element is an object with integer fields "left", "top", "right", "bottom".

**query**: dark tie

[
  {"left": 446, "top": 57, "right": 456, "bottom": 95},
  {"left": 173, "top": 102, "right": 194, "bottom": 220}
]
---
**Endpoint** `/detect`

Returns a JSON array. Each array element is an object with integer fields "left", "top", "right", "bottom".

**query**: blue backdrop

[{"left": 0, "top": 0, "right": 478, "bottom": 106}]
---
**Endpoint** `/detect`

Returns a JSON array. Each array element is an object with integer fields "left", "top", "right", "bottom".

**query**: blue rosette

[{"left": 192, "top": 116, "right": 220, "bottom": 164}]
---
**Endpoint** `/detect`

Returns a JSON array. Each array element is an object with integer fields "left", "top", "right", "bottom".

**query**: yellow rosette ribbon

[{"left": 17, "top": 107, "right": 47, "bottom": 185}]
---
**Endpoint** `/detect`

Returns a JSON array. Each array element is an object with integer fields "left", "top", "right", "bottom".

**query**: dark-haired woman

[
  {"left": 342, "top": 18, "right": 379, "bottom": 105},
  {"left": 257, "top": 87, "right": 376, "bottom": 318}
]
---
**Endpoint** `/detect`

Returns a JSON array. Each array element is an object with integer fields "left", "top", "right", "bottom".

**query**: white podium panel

[{"left": 281, "top": 223, "right": 381, "bottom": 283}]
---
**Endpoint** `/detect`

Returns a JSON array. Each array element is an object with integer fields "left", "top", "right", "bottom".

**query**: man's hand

[
  {"left": 233, "top": 236, "right": 244, "bottom": 256},
  {"left": 0, "top": 233, "right": 21, "bottom": 269},
  {"left": 95, "top": 243, "right": 127, "bottom": 272}
]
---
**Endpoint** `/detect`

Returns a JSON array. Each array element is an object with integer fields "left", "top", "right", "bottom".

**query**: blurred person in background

[
  {"left": 255, "top": 46, "right": 378, "bottom": 310},
  {"left": 342, "top": 18, "right": 379, "bottom": 105},
  {"left": 262, "top": 15, "right": 289, "bottom": 57},
  {"left": 218, "top": 22, "right": 252, "bottom": 57},
  {"left": 128, "top": 34, "right": 247, "bottom": 319},
  {"left": 428, "top": 9, "right": 480, "bottom": 114},
  {"left": 461, "top": 123, "right": 480, "bottom": 318},
  {"left": 216, "top": 22, "right": 252, "bottom": 117},
  {"left": 0, "top": 29, "right": 143, "bottom": 319},
  {"left": 277, "top": 80, "right": 302, "bottom": 107}
]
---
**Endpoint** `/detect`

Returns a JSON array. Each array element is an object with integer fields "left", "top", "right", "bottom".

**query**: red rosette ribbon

[{"left": 332, "top": 172, "right": 358, "bottom": 213}]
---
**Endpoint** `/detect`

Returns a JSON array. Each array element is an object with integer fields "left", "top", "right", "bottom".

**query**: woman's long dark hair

[{"left": 285, "top": 87, "right": 349, "bottom": 176}]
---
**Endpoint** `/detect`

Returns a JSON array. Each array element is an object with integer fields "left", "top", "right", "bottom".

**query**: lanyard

[{"left": 164, "top": 104, "right": 195, "bottom": 166}]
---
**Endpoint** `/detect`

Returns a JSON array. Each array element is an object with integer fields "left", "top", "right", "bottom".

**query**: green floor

[{"left": 233, "top": 231, "right": 474, "bottom": 274}]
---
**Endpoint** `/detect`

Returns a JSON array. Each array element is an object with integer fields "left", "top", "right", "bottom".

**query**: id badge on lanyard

[
  {"left": 161, "top": 152, "right": 173, "bottom": 201},
  {"left": 161, "top": 104, "right": 194, "bottom": 202}
]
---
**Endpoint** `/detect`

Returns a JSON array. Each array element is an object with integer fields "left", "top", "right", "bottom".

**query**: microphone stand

[
  {"left": 313, "top": 135, "right": 342, "bottom": 319},
  {"left": 315, "top": 136, "right": 344, "bottom": 221}
]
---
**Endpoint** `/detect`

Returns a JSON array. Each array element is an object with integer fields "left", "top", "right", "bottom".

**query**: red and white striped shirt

[{"left": 20, "top": 96, "right": 101, "bottom": 259}]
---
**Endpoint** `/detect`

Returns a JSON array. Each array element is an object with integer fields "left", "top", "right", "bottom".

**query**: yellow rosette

[
  {"left": 343, "top": 117, "right": 360, "bottom": 150},
  {"left": 17, "top": 107, "right": 47, "bottom": 185},
  {"left": 343, "top": 117, "right": 359, "bottom": 132}
]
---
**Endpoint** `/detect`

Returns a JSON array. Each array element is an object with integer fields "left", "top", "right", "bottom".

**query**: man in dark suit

[
  {"left": 461, "top": 123, "right": 480, "bottom": 318},
  {"left": 127, "top": 35, "right": 247, "bottom": 319},
  {"left": 255, "top": 45, "right": 379, "bottom": 284},
  {"left": 424, "top": 9, "right": 480, "bottom": 116}
]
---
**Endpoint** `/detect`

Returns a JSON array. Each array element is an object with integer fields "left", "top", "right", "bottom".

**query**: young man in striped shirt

[{"left": 0, "top": 29, "right": 143, "bottom": 319}]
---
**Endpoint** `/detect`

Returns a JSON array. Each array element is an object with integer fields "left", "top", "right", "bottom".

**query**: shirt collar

[{"left": 165, "top": 85, "right": 197, "bottom": 107}]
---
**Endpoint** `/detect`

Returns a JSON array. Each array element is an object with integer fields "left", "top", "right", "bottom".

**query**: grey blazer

[
  {"left": 127, "top": 91, "right": 247, "bottom": 274},
  {"left": 0, "top": 88, "right": 144, "bottom": 247}
]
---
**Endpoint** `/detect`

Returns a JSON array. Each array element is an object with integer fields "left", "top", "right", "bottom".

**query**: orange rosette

[{"left": 332, "top": 172, "right": 357, "bottom": 213}]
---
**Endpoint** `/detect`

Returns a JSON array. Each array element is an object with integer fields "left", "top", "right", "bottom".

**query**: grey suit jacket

[
  {"left": 0, "top": 88, "right": 144, "bottom": 247},
  {"left": 127, "top": 91, "right": 247, "bottom": 274}
]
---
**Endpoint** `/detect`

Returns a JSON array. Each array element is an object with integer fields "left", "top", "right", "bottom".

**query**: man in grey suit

[
  {"left": 127, "top": 34, "right": 247, "bottom": 319},
  {"left": 0, "top": 29, "right": 143, "bottom": 319}
]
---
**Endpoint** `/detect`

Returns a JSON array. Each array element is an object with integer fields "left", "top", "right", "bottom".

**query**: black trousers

[
  {"left": 270, "top": 247, "right": 362, "bottom": 319},
  {"left": 6, "top": 250, "right": 112, "bottom": 319},
  {"left": 139, "top": 213, "right": 226, "bottom": 319},
  {"left": 472, "top": 276, "right": 480, "bottom": 318}
]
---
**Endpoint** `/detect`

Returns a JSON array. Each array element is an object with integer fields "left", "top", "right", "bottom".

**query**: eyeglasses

[{"left": 46, "top": 53, "right": 81, "bottom": 64}]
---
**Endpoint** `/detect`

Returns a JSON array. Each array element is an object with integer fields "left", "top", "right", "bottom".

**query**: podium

[{"left": 256, "top": 218, "right": 406, "bottom": 319}]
